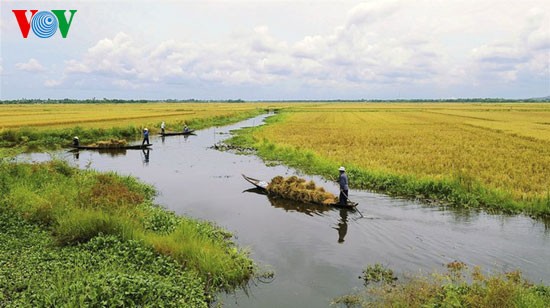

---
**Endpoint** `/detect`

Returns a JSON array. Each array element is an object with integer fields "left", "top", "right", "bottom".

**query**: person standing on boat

[
  {"left": 183, "top": 124, "right": 189, "bottom": 133},
  {"left": 142, "top": 128, "right": 149, "bottom": 145},
  {"left": 338, "top": 166, "right": 349, "bottom": 206},
  {"left": 161, "top": 121, "right": 166, "bottom": 134}
]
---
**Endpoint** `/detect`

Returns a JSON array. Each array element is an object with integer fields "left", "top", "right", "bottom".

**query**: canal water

[{"left": 17, "top": 114, "right": 550, "bottom": 307}]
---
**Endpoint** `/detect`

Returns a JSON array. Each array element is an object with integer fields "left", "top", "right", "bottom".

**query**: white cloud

[
  {"left": 112, "top": 79, "right": 139, "bottom": 89},
  {"left": 15, "top": 58, "right": 46, "bottom": 73},
  {"left": 35, "top": 0, "right": 548, "bottom": 99},
  {"left": 469, "top": 8, "right": 550, "bottom": 83},
  {"left": 44, "top": 79, "right": 62, "bottom": 87},
  {"left": 345, "top": 0, "right": 400, "bottom": 28}
]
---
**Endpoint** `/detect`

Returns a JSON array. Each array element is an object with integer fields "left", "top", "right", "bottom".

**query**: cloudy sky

[{"left": 1, "top": 0, "right": 549, "bottom": 100}]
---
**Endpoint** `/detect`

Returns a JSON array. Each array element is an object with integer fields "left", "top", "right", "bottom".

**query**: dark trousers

[
  {"left": 142, "top": 137, "right": 149, "bottom": 145},
  {"left": 339, "top": 190, "right": 348, "bottom": 205}
]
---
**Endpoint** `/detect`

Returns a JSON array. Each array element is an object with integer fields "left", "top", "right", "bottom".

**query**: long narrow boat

[
  {"left": 160, "top": 130, "right": 196, "bottom": 136},
  {"left": 242, "top": 174, "right": 268, "bottom": 190},
  {"left": 71, "top": 144, "right": 152, "bottom": 150},
  {"left": 241, "top": 174, "right": 358, "bottom": 209}
]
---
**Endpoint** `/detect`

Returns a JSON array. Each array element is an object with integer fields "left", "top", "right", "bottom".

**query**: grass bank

[
  {"left": 0, "top": 107, "right": 265, "bottom": 152},
  {"left": 0, "top": 160, "right": 256, "bottom": 306},
  {"left": 332, "top": 263, "right": 550, "bottom": 307},
  {"left": 227, "top": 113, "right": 550, "bottom": 218}
]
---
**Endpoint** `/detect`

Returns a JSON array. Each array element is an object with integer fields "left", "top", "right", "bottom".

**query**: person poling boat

[
  {"left": 338, "top": 166, "right": 349, "bottom": 206},
  {"left": 142, "top": 128, "right": 149, "bottom": 145},
  {"left": 242, "top": 174, "right": 357, "bottom": 208},
  {"left": 161, "top": 121, "right": 166, "bottom": 134}
]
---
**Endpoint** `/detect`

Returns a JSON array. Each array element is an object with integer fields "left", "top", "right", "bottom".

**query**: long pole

[{"left": 341, "top": 190, "right": 364, "bottom": 218}]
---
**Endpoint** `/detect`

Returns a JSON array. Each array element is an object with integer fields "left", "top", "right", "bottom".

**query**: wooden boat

[
  {"left": 330, "top": 200, "right": 358, "bottom": 209},
  {"left": 160, "top": 130, "right": 195, "bottom": 136},
  {"left": 242, "top": 174, "right": 357, "bottom": 209},
  {"left": 242, "top": 174, "right": 268, "bottom": 190},
  {"left": 71, "top": 144, "right": 152, "bottom": 150}
]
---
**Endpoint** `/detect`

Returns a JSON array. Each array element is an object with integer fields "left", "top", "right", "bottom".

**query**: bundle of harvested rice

[
  {"left": 89, "top": 139, "right": 128, "bottom": 148},
  {"left": 267, "top": 175, "right": 338, "bottom": 205}
]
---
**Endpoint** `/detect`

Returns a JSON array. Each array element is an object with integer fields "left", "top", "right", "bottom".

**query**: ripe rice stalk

[{"left": 266, "top": 175, "right": 338, "bottom": 205}]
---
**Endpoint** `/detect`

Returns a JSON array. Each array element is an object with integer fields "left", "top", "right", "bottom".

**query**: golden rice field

[
  {"left": 0, "top": 102, "right": 276, "bottom": 130},
  {"left": 252, "top": 103, "right": 550, "bottom": 201}
]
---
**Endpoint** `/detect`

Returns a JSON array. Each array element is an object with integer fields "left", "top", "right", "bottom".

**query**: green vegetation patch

[
  {"left": 0, "top": 210, "right": 206, "bottom": 307},
  {"left": 331, "top": 262, "right": 550, "bottom": 308},
  {"left": 0, "top": 160, "right": 256, "bottom": 306}
]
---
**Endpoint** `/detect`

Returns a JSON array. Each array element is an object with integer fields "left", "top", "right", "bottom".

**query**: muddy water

[{"left": 17, "top": 114, "right": 550, "bottom": 307}]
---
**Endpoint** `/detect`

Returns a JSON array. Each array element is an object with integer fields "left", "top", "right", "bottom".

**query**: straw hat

[{"left": 339, "top": 166, "right": 345, "bottom": 171}]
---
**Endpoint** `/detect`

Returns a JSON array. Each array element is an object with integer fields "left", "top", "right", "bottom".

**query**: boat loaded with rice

[
  {"left": 159, "top": 130, "right": 196, "bottom": 136},
  {"left": 242, "top": 174, "right": 358, "bottom": 209}
]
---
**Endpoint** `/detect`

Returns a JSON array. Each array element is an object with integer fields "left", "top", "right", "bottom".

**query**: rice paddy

[
  {"left": 0, "top": 103, "right": 274, "bottom": 130},
  {"left": 0, "top": 102, "right": 281, "bottom": 151},
  {"left": 231, "top": 102, "right": 550, "bottom": 216}
]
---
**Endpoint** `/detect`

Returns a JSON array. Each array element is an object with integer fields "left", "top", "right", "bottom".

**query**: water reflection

[
  {"left": 334, "top": 209, "right": 348, "bottom": 243},
  {"left": 141, "top": 149, "right": 150, "bottom": 165},
  {"left": 243, "top": 188, "right": 331, "bottom": 216},
  {"left": 267, "top": 195, "right": 332, "bottom": 217},
  {"left": 69, "top": 148, "right": 128, "bottom": 158}
]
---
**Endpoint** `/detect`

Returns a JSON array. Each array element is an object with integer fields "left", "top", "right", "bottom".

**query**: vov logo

[{"left": 12, "top": 10, "right": 77, "bottom": 38}]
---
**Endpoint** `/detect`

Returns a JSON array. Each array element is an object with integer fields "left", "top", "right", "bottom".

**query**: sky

[{"left": 0, "top": 0, "right": 549, "bottom": 100}]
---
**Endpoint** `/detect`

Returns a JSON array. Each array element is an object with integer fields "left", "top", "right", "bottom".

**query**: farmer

[
  {"left": 183, "top": 124, "right": 189, "bottom": 133},
  {"left": 338, "top": 166, "right": 349, "bottom": 206},
  {"left": 142, "top": 128, "right": 149, "bottom": 145},
  {"left": 72, "top": 136, "right": 79, "bottom": 147},
  {"left": 161, "top": 121, "right": 166, "bottom": 134}
]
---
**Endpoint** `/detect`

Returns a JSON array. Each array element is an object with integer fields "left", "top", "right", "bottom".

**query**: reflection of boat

[
  {"left": 69, "top": 148, "right": 128, "bottom": 157},
  {"left": 242, "top": 174, "right": 358, "bottom": 209},
  {"left": 160, "top": 130, "right": 195, "bottom": 136},
  {"left": 71, "top": 144, "right": 152, "bottom": 150},
  {"left": 243, "top": 187, "right": 267, "bottom": 195},
  {"left": 243, "top": 187, "right": 331, "bottom": 216},
  {"left": 268, "top": 195, "right": 332, "bottom": 216}
]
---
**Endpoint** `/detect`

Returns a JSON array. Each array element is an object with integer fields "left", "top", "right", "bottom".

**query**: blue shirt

[{"left": 339, "top": 172, "right": 349, "bottom": 190}]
